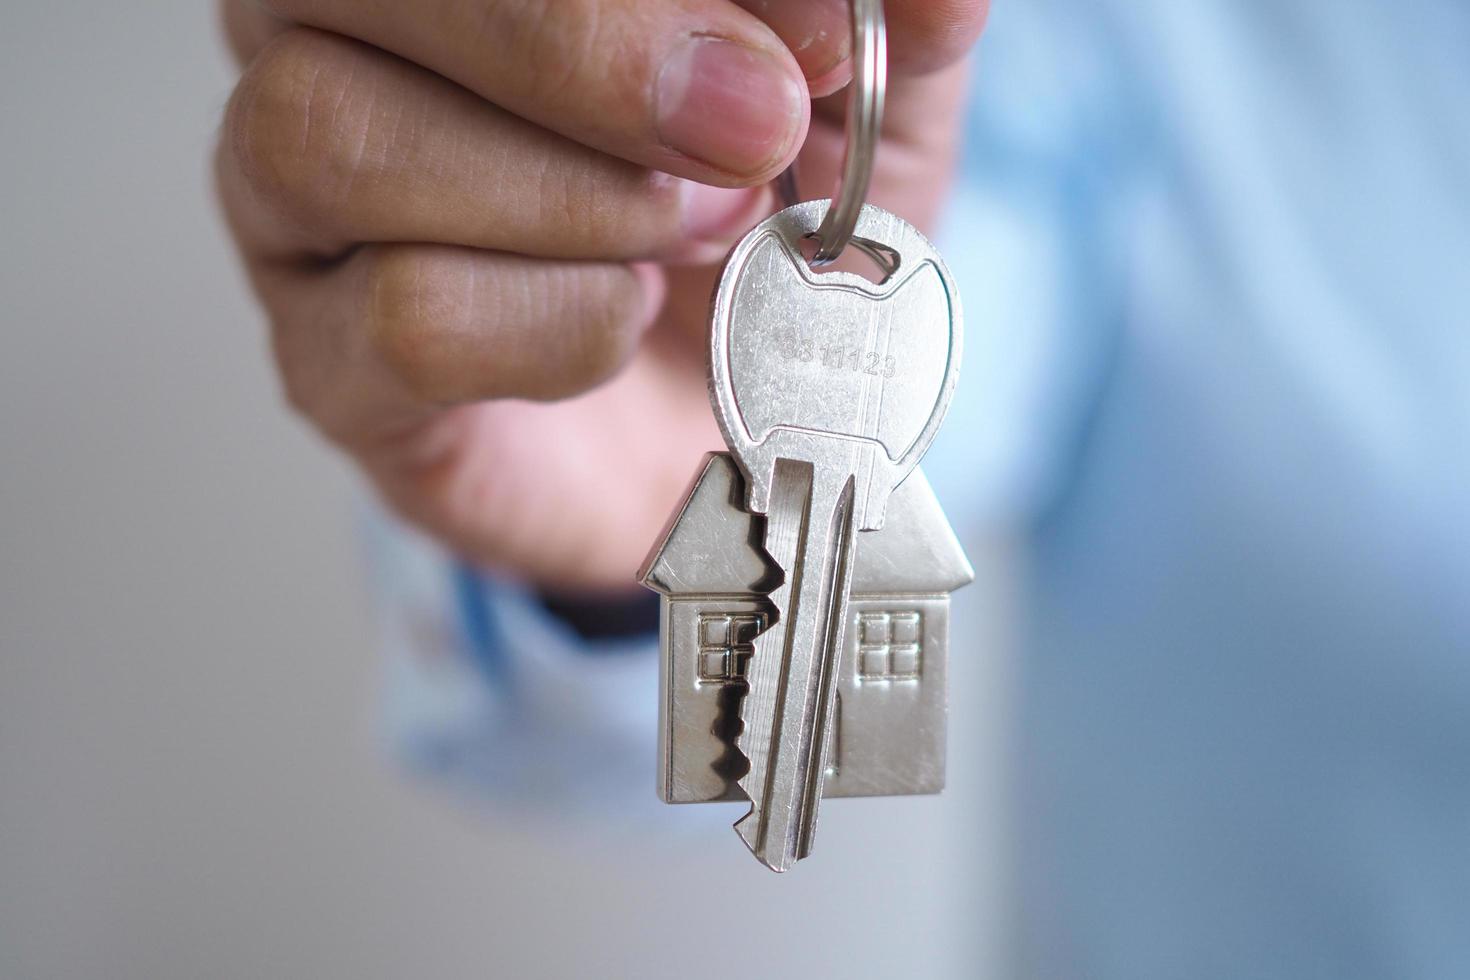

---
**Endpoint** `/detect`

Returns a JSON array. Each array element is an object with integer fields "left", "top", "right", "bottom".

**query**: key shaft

[{"left": 736, "top": 460, "right": 858, "bottom": 872}]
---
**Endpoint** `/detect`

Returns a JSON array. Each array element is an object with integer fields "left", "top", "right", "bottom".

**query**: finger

[
  {"left": 816, "top": 56, "right": 973, "bottom": 154},
  {"left": 220, "top": 29, "right": 769, "bottom": 265},
  {"left": 224, "top": 0, "right": 984, "bottom": 117},
  {"left": 250, "top": 242, "right": 664, "bottom": 448},
  {"left": 223, "top": 0, "right": 848, "bottom": 93},
  {"left": 219, "top": 0, "right": 289, "bottom": 67},
  {"left": 796, "top": 59, "right": 972, "bottom": 236},
  {"left": 884, "top": 0, "right": 990, "bottom": 77},
  {"left": 731, "top": 0, "right": 853, "bottom": 97},
  {"left": 358, "top": 338, "right": 720, "bottom": 592},
  {"left": 257, "top": 0, "right": 809, "bottom": 186},
  {"left": 733, "top": 0, "right": 989, "bottom": 91}
]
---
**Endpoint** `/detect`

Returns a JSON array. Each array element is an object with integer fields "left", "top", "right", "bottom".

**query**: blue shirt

[{"left": 370, "top": 2, "right": 1470, "bottom": 975}]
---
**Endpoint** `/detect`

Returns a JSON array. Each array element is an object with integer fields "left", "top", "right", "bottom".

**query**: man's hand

[{"left": 217, "top": 0, "right": 987, "bottom": 592}]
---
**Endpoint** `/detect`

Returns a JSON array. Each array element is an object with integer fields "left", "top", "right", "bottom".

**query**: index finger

[
  {"left": 737, "top": 0, "right": 989, "bottom": 91},
  {"left": 257, "top": 0, "right": 811, "bottom": 187},
  {"left": 885, "top": 0, "right": 990, "bottom": 76}
]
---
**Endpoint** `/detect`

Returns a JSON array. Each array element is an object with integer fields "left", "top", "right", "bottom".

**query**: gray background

[{"left": 0, "top": 4, "right": 1009, "bottom": 977}]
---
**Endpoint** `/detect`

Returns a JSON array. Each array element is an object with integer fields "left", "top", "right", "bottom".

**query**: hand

[{"left": 217, "top": 0, "right": 987, "bottom": 592}]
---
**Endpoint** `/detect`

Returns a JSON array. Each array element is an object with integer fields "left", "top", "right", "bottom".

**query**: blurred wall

[{"left": 0, "top": 4, "right": 1009, "bottom": 978}]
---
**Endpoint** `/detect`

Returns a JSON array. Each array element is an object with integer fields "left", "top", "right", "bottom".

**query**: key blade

[{"left": 735, "top": 460, "right": 858, "bottom": 872}]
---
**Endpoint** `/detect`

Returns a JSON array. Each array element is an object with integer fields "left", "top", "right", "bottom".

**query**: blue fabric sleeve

[{"left": 359, "top": 500, "right": 668, "bottom": 817}]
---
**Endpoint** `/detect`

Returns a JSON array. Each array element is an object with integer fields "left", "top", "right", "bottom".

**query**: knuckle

[
  {"left": 366, "top": 250, "right": 472, "bottom": 406},
  {"left": 535, "top": 158, "right": 677, "bottom": 256},
  {"left": 265, "top": 313, "right": 330, "bottom": 425},
  {"left": 529, "top": 266, "right": 645, "bottom": 398},
  {"left": 366, "top": 250, "right": 649, "bottom": 406},
  {"left": 225, "top": 29, "right": 368, "bottom": 223},
  {"left": 476, "top": 0, "right": 606, "bottom": 107},
  {"left": 534, "top": 155, "right": 598, "bottom": 243}
]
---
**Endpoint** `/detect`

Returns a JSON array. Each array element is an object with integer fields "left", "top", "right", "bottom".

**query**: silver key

[{"left": 708, "top": 201, "right": 963, "bottom": 871}]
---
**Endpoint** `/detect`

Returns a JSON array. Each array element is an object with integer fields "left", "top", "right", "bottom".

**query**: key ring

[
  {"left": 773, "top": 0, "right": 887, "bottom": 264},
  {"left": 804, "top": 0, "right": 887, "bottom": 265}
]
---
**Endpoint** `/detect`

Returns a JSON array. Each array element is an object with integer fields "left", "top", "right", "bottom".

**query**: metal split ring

[{"left": 792, "top": 0, "right": 888, "bottom": 266}]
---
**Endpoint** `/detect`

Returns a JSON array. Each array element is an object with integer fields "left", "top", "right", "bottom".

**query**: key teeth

[
  {"left": 730, "top": 618, "right": 774, "bottom": 787},
  {"left": 733, "top": 609, "right": 788, "bottom": 872},
  {"left": 735, "top": 637, "right": 770, "bottom": 811},
  {"left": 731, "top": 585, "right": 782, "bottom": 808}
]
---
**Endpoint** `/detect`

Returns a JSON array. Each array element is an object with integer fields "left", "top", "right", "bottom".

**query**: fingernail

[
  {"left": 656, "top": 36, "right": 804, "bottom": 176},
  {"left": 680, "top": 180, "right": 764, "bottom": 242}
]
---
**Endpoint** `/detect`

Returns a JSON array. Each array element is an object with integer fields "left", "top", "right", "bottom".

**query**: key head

[{"left": 708, "top": 201, "right": 962, "bottom": 530}]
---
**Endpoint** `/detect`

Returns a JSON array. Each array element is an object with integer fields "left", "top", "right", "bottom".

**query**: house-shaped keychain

[{"left": 640, "top": 453, "right": 974, "bottom": 805}]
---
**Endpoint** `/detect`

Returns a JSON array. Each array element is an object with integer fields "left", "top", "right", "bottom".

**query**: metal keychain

[
  {"left": 712, "top": 200, "right": 964, "bottom": 872},
  {"left": 639, "top": 0, "right": 972, "bottom": 872}
]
